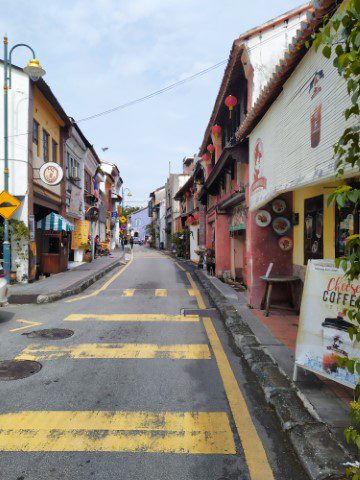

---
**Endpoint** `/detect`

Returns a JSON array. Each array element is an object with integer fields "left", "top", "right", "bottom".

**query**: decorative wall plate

[
  {"left": 272, "top": 217, "right": 291, "bottom": 235},
  {"left": 255, "top": 210, "right": 271, "bottom": 227},
  {"left": 278, "top": 236, "right": 293, "bottom": 251},
  {"left": 272, "top": 198, "right": 286, "bottom": 214}
]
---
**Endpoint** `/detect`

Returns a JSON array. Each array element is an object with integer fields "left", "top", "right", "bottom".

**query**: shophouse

[
  {"left": 236, "top": 0, "right": 347, "bottom": 307},
  {"left": 149, "top": 186, "right": 166, "bottom": 248},
  {"left": 64, "top": 119, "right": 87, "bottom": 263},
  {"left": 197, "top": 3, "right": 311, "bottom": 281},
  {"left": 128, "top": 206, "right": 151, "bottom": 242},
  {"left": 165, "top": 169, "right": 190, "bottom": 246},
  {"left": 100, "top": 161, "right": 123, "bottom": 250}
]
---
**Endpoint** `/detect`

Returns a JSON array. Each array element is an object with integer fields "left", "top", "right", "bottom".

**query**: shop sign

[
  {"left": 71, "top": 220, "right": 90, "bottom": 250},
  {"left": 230, "top": 205, "right": 247, "bottom": 232},
  {"left": 39, "top": 162, "right": 64, "bottom": 186},
  {"left": 294, "top": 259, "right": 360, "bottom": 388}
]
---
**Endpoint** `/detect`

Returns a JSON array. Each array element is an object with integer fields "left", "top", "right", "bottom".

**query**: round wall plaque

[{"left": 39, "top": 162, "right": 64, "bottom": 186}]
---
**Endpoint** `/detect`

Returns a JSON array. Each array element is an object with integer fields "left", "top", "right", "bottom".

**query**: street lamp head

[
  {"left": 127, "top": 191, "right": 132, "bottom": 197},
  {"left": 23, "top": 58, "right": 46, "bottom": 82}
]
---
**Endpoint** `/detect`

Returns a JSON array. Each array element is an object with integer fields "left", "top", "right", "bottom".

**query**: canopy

[{"left": 37, "top": 212, "right": 75, "bottom": 232}]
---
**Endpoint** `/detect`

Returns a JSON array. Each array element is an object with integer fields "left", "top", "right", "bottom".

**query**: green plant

[
  {"left": 170, "top": 229, "right": 192, "bottom": 258},
  {"left": 313, "top": 1, "right": 360, "bottom": 477}
]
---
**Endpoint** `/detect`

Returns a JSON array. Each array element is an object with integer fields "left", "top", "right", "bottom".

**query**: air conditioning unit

[{"left": 70, "top": 166, "right": 80, "bottom": 181}]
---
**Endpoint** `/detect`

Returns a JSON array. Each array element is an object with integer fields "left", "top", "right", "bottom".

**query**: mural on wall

[{"left": 251, "top": 139, "right": 267, "bottom": 193}]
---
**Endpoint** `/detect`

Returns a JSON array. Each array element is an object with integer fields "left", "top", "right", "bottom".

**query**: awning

[
  {"left": 37, "top": 212, "right": 75, "bottom": 232},
  {"left": 229, "top": 223, "right": 246, "bottom": 232}
]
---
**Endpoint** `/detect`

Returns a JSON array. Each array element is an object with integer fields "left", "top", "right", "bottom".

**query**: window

[
  {"left": 33, "top": 120, "right": 39, "bottom": 145},
  {"left": 42, "top": 129, "right": 49, "bottom": 161},
  {"left": 52, "top": 139, "right": 58, "bottom": 163},
  {"left": 66, "top": 151, "right": 81, "bottom": 185},
  {"left": 84, "top": 171, "right": 92, "bottom": 193}
]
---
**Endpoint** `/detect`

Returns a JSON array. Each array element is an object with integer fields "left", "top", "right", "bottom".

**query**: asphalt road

[{"left": 0, "top": 246, "right": 307, "bottom": 480}]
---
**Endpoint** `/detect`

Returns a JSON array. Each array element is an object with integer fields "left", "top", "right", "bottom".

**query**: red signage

[{"left": 251, "top": 139, "right": 267, "bottom": 193}]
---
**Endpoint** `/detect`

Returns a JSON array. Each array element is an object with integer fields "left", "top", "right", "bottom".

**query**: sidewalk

[
  {"left": 187, "top": 262, "right": 354, "bottom": 480},
  {"left": 7, "top": 249, "right": 127, "bottom": 304}
]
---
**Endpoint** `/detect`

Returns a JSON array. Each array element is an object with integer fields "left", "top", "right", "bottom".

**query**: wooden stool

[{"left": 260, "top": 275, "right": 299, "bottom": 316}]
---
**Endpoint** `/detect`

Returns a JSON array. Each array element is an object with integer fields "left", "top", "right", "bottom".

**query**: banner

[
  {"left": 71, "top": 220, "right": 90, "bottom": 250},
  {"left": 295, "top": 259, "right": 360, "bottom": 388}
]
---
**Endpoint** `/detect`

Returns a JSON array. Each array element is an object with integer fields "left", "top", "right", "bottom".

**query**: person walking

[
  {"left": 129, "top": 236, "right": 134, "bottom": 250},
  {"left": 121, "top": 236, "right": 125, "bottom": 251}
]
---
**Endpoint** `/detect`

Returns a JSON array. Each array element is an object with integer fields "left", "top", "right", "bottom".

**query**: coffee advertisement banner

[{"left": 295, "top": 260, "right": 360, "bottom": 388}]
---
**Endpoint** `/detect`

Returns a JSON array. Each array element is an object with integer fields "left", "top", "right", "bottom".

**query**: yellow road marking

[
  {"left": 186, "top": 272, "right": 206, "bottom": 310},
  {"left": 0, "top": 410, "right": 235, "bottom": 454},
  {"left": 188, "top": 289, "right": 195, "bottom": 297},
  {"left": 66, "top": 250, "right": 134, "bottom": 303},
  {"left": 203, "top": 317, "right": 274, "bottom": 480},
  {"left": 16, "top": 343, "right": 211, "bottom": 360},
  {"left": 65, "top": 313, "right": 199, "bottom": 322},
  {"left": 122, "top": 288, "right": 135, "bottom": 297},
  {"left": 9, "top": 319, "right": 43, "bottom": 333},
  {"left": 173, "top": 260, "right": 186, "bottom": 272},
  {"left": 155, "top": 289, "right": 167, "bottom": 297}
]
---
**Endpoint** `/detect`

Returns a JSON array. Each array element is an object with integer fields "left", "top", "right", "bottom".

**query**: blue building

[{"left": 129, "top": 206, "right": 151, "bottom": 242}]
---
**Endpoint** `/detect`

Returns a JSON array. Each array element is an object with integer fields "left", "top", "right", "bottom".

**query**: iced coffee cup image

[{"left": 321, "top": 315, "right": 354, "bottom": 373}]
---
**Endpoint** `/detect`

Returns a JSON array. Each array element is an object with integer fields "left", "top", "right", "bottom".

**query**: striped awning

[{"left": 37, "top": 212, "right": 75, "bottom": 232}]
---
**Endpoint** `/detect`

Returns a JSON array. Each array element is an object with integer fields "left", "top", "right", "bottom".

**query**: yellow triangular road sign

[{"left": 0, "top": 190, "right": 21, "bottom": 220}]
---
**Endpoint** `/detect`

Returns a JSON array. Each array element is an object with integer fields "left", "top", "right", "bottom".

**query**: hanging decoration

[
  {"left": 202, "top": 153, "right": 211, "bottom": 164},
  {"left": 185, "top": 192, "right": 190, "bottom": 198},
  {"left": 207, "top": 143, "right": 215, "bottom": 158},
  {"left": 187, "top": 216, "right": 194, "bottom": 224},
  {"left": 193, "top": 212, "right": 200, "bottom": 221},
  {"left": 211, "top": 124, "right": 222, "bottom": 142},
  {"left": 224, "top": 95, "right": 238, "bottom": 119}
]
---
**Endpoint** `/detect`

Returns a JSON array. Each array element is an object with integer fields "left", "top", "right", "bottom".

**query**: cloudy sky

[{"left": 1, "top": 0, "right": 304, "bottom": 206}]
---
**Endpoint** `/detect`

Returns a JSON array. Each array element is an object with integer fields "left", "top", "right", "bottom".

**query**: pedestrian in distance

[
  {"left": 121, "top": 236, "right": 125, "bottom": 251},
  {"left": 130, "top": 237, "right": 134, "bottom": 249}
]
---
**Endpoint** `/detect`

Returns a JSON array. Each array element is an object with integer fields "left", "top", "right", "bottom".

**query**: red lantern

[
  {"left": 185, "top": 191, "right": 190, "bottom": 198},
  {"left": 187, "top": 216, "right": 194, "bottom": 224},
  {"left": 224, "top": 95, "right": 238, "bottom": 119},
  {"left": 193, "top": 212, "right": 200, "bottom": 221},
  {"left": 207, "top": 143, "right": 215, "bottom": 158},
  {"left": 202, "top": 153, "right": 210, "bottom": 164},
  {"left": 211, "top": 124, "right": 222, "bottom": 142}
]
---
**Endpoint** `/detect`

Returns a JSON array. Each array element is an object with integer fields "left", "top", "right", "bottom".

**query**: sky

[{"left": 1, "top": 0, "right": 305, "bottom": 207}]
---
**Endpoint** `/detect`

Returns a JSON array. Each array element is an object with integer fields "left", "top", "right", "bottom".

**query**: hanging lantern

[
  {"left": 202, "top": 153, "right": 210, "bottom": 164},
  {"left": 211, "top": 124, "right": 222, "bottom": 142},
  {"left": 224, "top": 95, "right": 238, "bottom": 119},
  {"left": 207, "top": 143, "right": 215, "bottom": 158},
  {"left": 187, "top": 216, "right": 194, "bottom": 224},
  {"left": 185, "top": 191, "right": 190, "bottom": 198},
  {"left": 193, "top": 212, "right": 200, "bottom": 221}
]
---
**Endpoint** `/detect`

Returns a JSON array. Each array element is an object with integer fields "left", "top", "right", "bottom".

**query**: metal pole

[{"left": 3, "top": 36, "right": 10, "bottom": 281}]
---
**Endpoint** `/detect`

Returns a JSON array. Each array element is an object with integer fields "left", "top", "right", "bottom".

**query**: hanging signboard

[
  {"left": 39, "top": 162, "right": 64, "bottom": 186},
  {"left": 294, "top": 259, "right": 360, "bottom": 388},
  {"left": 71, "top": 220, "right": 90, "bottom": 250}
]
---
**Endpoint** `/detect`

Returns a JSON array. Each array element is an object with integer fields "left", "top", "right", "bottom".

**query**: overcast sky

[{"left": 1, "top": 0, "right": 304, "bottom": 206}]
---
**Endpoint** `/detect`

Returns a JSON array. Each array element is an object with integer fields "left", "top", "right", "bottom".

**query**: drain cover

[
  {"left": 0, "top": 360, "right": 42, "bottom": 380},
  {"left": 22, "top": 328, "right": 74, "bottom": 340}
]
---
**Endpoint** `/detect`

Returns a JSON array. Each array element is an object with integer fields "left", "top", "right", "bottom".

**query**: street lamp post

[
  {"left": 121, "top": 187, "right": 132, "bottom": 241},
  {"left": 2, "top": 36, "right": 45, "bottom": 281}
]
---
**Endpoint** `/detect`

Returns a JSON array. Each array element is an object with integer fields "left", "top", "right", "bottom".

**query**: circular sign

[
  {"left": 255, "top": 210, "right": 271, "bottom": 227},
  {"left": 272, "top": 217, "right": 291, "bottom": 235},
  {"left": 120, "top": 216, "right": 127, "bottom": 223},
  {"left": 272, "top": 198, "right": 286, "bottom": 214},
  {"left": 121, "top": 224, "right": 127, "bottom": 230},
  {"left": 39, "top": 162, "right": 63, "bottom": 186},
  {"left": 278, "top": 236, "right": 293, "bottom": 251}
]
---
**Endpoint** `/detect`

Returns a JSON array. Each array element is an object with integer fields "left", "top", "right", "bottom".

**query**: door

[{"left": 304, "top": 195, "right": 323, "bottom": 264}]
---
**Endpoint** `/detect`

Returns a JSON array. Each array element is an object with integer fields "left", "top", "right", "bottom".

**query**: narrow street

[{"left": 0, "top": 246, "right": 306, "bottom": 480}]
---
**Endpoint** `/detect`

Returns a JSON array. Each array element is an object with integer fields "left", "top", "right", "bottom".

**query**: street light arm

[{"left": 8, "top": 43, "right": 37, "bottom": 88}]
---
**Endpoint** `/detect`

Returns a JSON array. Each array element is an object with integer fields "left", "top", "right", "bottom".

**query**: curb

[
  {"left": 8, "top": 254, "right": 127, "bottom": 305},
  {"left": 192, "top": 266, "right": 352, "bottom": 480}
]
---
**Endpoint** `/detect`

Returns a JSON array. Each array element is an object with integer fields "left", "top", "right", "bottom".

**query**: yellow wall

[
  {"left": 33, "top": 87, "right": 63, "bottom": 163},
  {"left": 292, "top": 181, "right": 339, "bottom": 266}
]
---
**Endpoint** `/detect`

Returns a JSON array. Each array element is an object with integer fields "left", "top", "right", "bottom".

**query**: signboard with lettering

[
  {"left": 71, "top": 220, "right": 90, "bottom": 250},
  {"left": 294, "top": 259, "right": 360, "bottom": 388}
]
